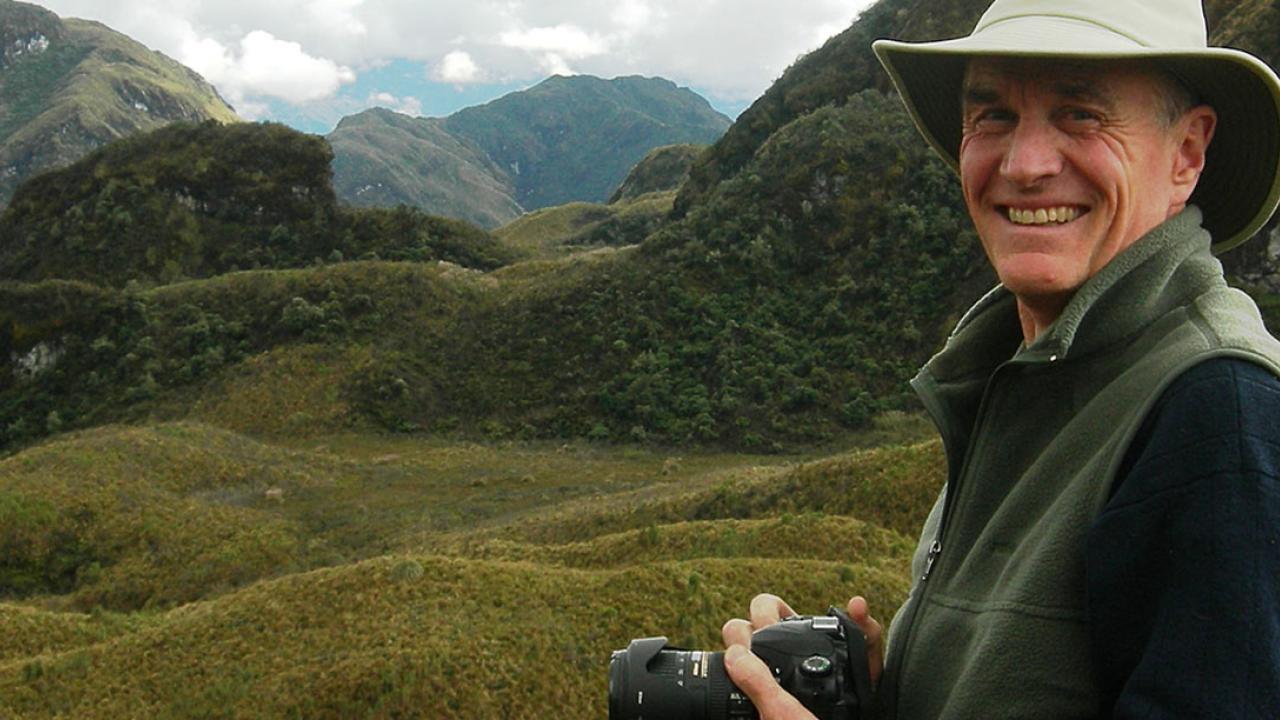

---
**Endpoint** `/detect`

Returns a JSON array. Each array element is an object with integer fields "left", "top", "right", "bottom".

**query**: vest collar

[{"left": 923, "top": 206, "right": 1220, "bottom": 382}]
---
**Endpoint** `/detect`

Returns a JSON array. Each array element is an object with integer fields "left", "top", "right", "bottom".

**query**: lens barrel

[{"left": 609, "top": 638, "right": 754, "bottom": 720}]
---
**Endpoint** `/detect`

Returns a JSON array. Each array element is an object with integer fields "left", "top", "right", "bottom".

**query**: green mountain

[
  {"left": 0, "top": 0, "right": 240, "bottom": 211},
  {"left": 0, "top": 121, "right": 514, "bottom": 288},
  {"left": 328, "top": 108, "right": 521, "bottom": 230},
  {"left": 492, "top": 144, "right": 703, "bottom": 261},
  {"left": 609, "top": 143, "right": 704, "bottom": 204},
  {"left": 328, "top": 75, "right": 731, "bottom": 228}
]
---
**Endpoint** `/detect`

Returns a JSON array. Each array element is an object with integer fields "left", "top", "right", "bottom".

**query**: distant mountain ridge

[
  {"left": 0, "top": 0, "right": 240, "bottom": 210},
  {"left": 328, "top": 75, "right": 731, "bottom": 228}
]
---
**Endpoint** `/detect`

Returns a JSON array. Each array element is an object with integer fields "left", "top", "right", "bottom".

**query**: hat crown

[{"left": 975, "top": 0, "right": 1208, "bottom": 49}]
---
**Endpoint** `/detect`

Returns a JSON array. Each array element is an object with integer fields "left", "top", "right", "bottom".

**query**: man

[{"left": 721, "top": 0, "right": 1280, "bottom": 717}]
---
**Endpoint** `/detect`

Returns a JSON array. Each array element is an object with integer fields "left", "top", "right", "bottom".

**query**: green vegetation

[
  {"left": 328, "top": 108, "right": 522, "bottom": 230},
  {"left": 609, "top": 143, "right": 705, "bottom": 203},
  {"left": 0, "top": 121, "right": 515, "bottom": 287},
  {"left": 494, "top": 192, "right": 676, "bottom": 260},
  {"left": 0, "top": 419, "right": 941, "bottom": 718}
]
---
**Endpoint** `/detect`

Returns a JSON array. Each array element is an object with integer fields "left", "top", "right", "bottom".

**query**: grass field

[{"left": 0, "top": 415, "right": 941, "bottom": 718}]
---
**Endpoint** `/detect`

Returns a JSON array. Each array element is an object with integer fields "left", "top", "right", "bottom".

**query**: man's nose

[{"left": 999, "top": 119, "right": 1063, "bottom": 186}]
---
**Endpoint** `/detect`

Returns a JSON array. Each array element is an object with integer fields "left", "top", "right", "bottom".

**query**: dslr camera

[{"left": 608, "top": 606, "right": 871, "bottom": 719}]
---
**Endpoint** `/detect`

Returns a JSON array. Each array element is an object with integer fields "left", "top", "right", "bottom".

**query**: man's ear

[{"left": 1171, "top": 105, "right": 1217, "bottom": 204}]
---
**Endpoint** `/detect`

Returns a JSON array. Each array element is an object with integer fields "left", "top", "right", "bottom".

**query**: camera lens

[{"left": 608, "top": 637, "right": 753, "bottom": 720}]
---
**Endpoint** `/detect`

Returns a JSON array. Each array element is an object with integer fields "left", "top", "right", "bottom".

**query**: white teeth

[{"left": 1007, "top": 206, "right": 1080, "bottom": 225}]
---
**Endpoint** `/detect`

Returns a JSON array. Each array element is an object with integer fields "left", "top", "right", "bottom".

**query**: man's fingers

[
  {"left": 724, "top": 645, "right": 817, "bottom": 719},
  {"left": 749, "top": 593, "right": 797, "bottom": 628},
  {"left": 722, "top": 617, "right": 754, "bottom": 649},
  {"left": 847, "top": 595, "right": 885, "bottom": 683}
]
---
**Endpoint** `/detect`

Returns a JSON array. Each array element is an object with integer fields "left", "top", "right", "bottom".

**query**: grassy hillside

[
  {"left": 0, "top": 0, "right": 239, "bottom": 210},
  {"left": 609, "top": 143, "right": 704, "bottom": 203},
  {"left": 494, "top": 192, "right": 676, "bottom": 261},
  {"left": 328, "top": 108, "right": 522, "bottom": 230},
  {"left": 0, "top": 419, "right": 942, "bottom": 718}
]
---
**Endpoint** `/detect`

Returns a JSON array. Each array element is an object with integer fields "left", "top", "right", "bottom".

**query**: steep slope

[
  {"left": 329, "top": 75, "right": 730, "bottom": 227},
  {"left": 446, "top": 75, "right": 729, "bottom": 212},
  {"left": 609, "top": 143, "right": 704, "bottom": 203},
  {"left": 0, "top": 0, "right": 239, "bottom": 210},
  {"left": 328, "top": 108, "right": 522, "bottom": 230},
  {"left": 0, "top": 121, "right": 514, "bottom": 287}
]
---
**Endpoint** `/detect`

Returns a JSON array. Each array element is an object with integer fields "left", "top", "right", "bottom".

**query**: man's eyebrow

[
  {"left": 962, "top": 85, "right": 1000, "bottom": 107},
  {"left": 960, "top": 76, "right": 1118, "bottom": 110},
  {"left": 1053, "top": 78, "right": 1116, "bottom": 108}
]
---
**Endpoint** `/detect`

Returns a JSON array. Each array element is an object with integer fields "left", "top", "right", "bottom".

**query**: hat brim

[{"left": 873, "top": 23, "right": 1280, "bottom": 254}]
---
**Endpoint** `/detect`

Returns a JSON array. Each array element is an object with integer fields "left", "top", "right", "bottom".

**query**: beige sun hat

[{"left": 872, "top": 0, "right": 1280, "bottom": 253}]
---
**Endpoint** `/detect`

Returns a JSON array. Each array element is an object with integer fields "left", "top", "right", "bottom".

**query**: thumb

[
  {"left": 847, "top": 596, "right": 885, "bottom": 684},
  {"left": 724, "top": 645, "right": 817, "bottom": 719}
]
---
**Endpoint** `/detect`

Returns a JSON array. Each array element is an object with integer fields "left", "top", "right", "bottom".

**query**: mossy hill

[
  {"left": 0, "top": 418, "right": 942, "bottom": 718},
  {"left": 328, "top": 107, "right": 522, "bottom": 230},
  {"left": 0, "top": 0, "right": 239, "bottom": 211},
  {"left": 492, "top": 144, "right": 702, "bottom": 260},
  {"left": 609, "top": 143, "right": 704, "bottom": 203},
  {"left": 0, "top": 121, "right": 515, "bottom": 287},
  {"left": 328, "top": 75, "right": 731, "bottom": 228}
]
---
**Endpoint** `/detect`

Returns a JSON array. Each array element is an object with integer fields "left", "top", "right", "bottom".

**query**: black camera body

[{"left": 609, "top": 607, "right": 871, "bottom": 719}]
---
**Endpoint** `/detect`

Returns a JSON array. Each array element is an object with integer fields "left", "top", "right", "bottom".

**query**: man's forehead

[
  {"left": 962, "top": 57, "right": 1120, "bottom": 96},
  {"left": 962, "top": 57, "right": 1116, "bottom": 90}
]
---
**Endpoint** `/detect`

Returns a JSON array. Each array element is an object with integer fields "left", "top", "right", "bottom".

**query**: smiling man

[{"left": 720, "top": 0, "right": 1280, "bottom": 717}]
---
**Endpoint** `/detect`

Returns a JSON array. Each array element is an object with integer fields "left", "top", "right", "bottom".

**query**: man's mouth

[{"left": 1003, "top": 206, "right": 1084, "bottom": 226}]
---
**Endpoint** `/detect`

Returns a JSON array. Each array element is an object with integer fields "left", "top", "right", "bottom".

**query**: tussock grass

[
  {"left": 185, "top": 344, "right": 374, "bottom": 437},
  {"left": 0, "top": 554, "right": 909, "bottom": 719},
  {"left": 451, "top": 439, "right": 946, "bottom": 546},
  {"left": 0, "top": 604, "right": 152, "bottom": 663},
  {"left": 458, "top": 514, "right": 915, "bottom": 571},
  {"left": 0, "top": 421, "right": 944, "bottom": 718}
]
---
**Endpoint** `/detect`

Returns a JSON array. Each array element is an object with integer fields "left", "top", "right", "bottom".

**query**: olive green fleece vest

[{"left": 877, "top": 208, "right": 1280, "bottom": 719}]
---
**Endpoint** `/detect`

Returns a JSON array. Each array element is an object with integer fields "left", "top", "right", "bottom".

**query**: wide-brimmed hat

[{"left": 872, "top": 0, "right": 1280, "bottom": 253}]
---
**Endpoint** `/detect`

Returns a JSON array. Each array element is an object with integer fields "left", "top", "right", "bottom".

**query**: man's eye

[
  {"left": 1064, "top": 109, "right": 1099, "bottom": 123},
  {"left": 972, "top": 109, "right": 1015, "bottom": 125}
]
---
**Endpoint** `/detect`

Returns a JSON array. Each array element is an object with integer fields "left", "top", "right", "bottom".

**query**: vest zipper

[
  {"left": 921, "top": 540, "right": 943, "bottom": 581},
  {"left": 880, "top": 362, "right": 1013, "bottom": 717}
]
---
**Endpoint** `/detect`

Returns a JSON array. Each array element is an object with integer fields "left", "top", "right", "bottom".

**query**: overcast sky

[{"left": 33, "top": 0, "right": 877, "bottom": 133}]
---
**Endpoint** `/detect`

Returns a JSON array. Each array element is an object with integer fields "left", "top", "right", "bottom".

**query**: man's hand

[{"left": 720, "top": 594, "right": 885, "bottom": 720}]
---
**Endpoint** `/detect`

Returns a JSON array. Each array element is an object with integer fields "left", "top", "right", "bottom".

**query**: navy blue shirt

[{"left": 1088, "top": 358, "right": 1280, "bottom": 717}]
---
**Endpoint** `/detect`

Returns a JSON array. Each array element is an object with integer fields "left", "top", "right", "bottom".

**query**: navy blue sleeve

[{"left": 1087, "top": 358, "right": 1280, "bottom": 718}]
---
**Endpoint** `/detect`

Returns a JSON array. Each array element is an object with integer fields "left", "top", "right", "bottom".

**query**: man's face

[{"left": 958, "top": 58, "right": 1209, "bottom": 305}]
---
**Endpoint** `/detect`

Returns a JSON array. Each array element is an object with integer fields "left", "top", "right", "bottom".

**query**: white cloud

[
  {"left": 434, "top": 50, "right": 483, "bottom": 84},
  {"left": 36, "top": 0, "right": 875, "bottom": 115},
  {"left": 497, "top": 23, "right": 609, "bottom": 77},
  {"left": 235, "top": 31, "right": 356, "bottom": 102},
  {"left": 611, "top": 0, "right": 662, "bottom": 33},
  {"left": 368, "top": 91, "right": 423, "bottom": 116},
  {"left": 499, "top": 24, "right": 609, "bottom": 60},
  {"left": 177, "top": 29, "right": 355, "bottom": 114},
  {"left": 305, "top": 0, "right": 368, "bottom": 38}
]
